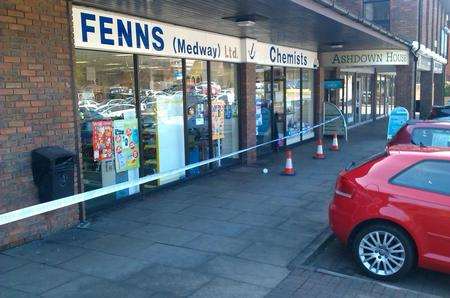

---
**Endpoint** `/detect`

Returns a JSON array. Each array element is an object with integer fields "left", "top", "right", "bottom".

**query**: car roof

[
  {"left": 405, "top": 120, "right": 450, "bottom": 128},
  {"left": 388, "top": 144, "right": 450, "bottom": 159}
]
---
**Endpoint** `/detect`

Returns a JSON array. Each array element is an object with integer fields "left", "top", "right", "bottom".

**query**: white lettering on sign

[
  {"left": 72, "top": 6, "right": 317, "bottom": 68},
  {"left": 321, "top": 50, "right": 409, "bottom": 67}
]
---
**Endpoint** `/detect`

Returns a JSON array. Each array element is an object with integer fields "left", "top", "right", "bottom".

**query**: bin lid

[{"left": 32, "top": 146, "right": 75, "bottom": 159}]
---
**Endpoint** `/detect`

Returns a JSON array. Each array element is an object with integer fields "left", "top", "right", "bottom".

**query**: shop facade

[
  {"left": 1, "top": 0, "right": 419, "bottom": 248},
  {"left": 71, "top": 6, "right": 318, "bottom": 210}
]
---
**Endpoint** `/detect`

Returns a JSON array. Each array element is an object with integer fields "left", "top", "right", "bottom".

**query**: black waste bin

[{"left": 32, "top": 146, "right": 75, "bottom": 203}]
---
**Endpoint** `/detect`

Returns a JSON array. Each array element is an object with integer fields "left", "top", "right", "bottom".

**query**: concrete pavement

[{"left": 0, "top": 119, "right": 404, "bottom": 297}]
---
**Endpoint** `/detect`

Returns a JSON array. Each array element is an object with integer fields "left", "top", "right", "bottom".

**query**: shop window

[
  {"left": 286, "top": 68, "right": 301, "bottom": 145},
  {"left": 255, "top": 65, "right": 273, "bottom": 154},
  {"left": 185, "top": 60, "right": 209, "bottom": 175},
  {"left": 301, "top": 69, "right": 315, "bottom": 140},
  {"left": 75, "top": 49, "right": 137, "bottom": 209},
  {"left": 138, "top": 56, "right": 185, "bottom": 187},
  {"left": 364, "top": 0, "right": 390, "bottom": 30},
  {"left": 210, "top": 62, "right": 239, "bottom": 164},
  {"left": 273, "top": 67, "right": 286, "bottom": 147}
]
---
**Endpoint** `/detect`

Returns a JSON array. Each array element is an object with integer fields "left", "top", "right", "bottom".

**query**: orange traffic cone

[
  {"left": 313, "top": 139, "right": 326, "bottom": 159},
  {"left": 281, "top": 149, "right": 296, "bottom": 176},
  {"left": 330, "top": 133, "right": 339, "bottom": 151}
]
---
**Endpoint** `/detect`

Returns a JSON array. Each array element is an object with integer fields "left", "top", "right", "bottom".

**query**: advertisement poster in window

[
  {"left": 212, "top": 99, "right": 225, "bottom": 140},
  {"left": 92, "top": 120, "right": 113, "bottom": 161},
  {"left": 113, "top": 119, "right": 140, "bottom": 172}
]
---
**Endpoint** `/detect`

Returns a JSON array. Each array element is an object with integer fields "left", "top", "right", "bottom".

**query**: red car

[
  {"left": 329, "top": 145, "right": 450, "bottom": 280},
  {"left": 388, "top": 120, "right": 450, "bottom": 148}
]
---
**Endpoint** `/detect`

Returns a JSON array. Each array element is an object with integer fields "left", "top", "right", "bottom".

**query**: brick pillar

[
  {"left": 434, "top": 72, "right": 444, "bottom": 106},
  {"left": 313, "top": 66, "right": 325, "bottom": 138},
  {"left": 238, "top": 63, "right": 257, "bottom": 164},
  {"left": 371, "top": 69, "right": 377, "bottom": 121},
  {"left": 395, "top": 61, "right": 415, "bottom": 118},
  {"left": 420, "top": 69, "right": 435, "bottom": 119},
  {"left": 0, "top": 0, "right": 79, "bottom": 249}
]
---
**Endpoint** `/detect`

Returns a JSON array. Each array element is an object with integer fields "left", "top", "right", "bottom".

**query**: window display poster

[
  {"left": 92, "top": 120, "right": 113, "bottom": 161},
  {"left": 212, "top": 99, "right": 225, "bottom": 140},
  {"left": 113, "top": 118, "right": 140, "bottom": 173}
]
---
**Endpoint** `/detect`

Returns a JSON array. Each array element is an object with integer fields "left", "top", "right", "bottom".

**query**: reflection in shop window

[
  {"left": 273, "top": 67, "right": 285, "bottom": 147},
  {"left": 210, "top": 62, "right": 239, "bottom": 165},
  {"left": 75, "top": 50, "right": 137, "bottom": 209},
  {"left": 138, "top": 56, "right": 185, "bottom": 187},
  {"left": 302, "top": 69, "right": 315, "bottom": 140},
  {"left": 286, "top": 68, "right": 301, "bottom": 145},
  {"left": 255, "top": 65, "right": 272, "bottom": 155},
  {"left": 185, "top": 60, "right": 209, "bottom": 175}
]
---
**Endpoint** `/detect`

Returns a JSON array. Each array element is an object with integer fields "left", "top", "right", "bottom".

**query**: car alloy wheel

[
  {"left": 353, "top": 223, "right": 415, "bottom": 281},
  {"left": 358, "top": 231, "right": 406, "bottom": 276}
]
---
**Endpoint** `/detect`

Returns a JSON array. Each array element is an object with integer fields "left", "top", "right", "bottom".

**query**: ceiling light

[
  {"left": 223, "top": 14, "right": 267, "bottom": 27},
  {"left": 330, "top": 43, "right": 344, "bottom": 49},
  {"left": 236, "top": 20, "right": 256, "bottom": 27}
]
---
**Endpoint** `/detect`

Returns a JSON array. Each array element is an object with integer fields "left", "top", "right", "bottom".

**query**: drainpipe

[{"left": 412, "top": 0, "right": 423, "bottom": 117}]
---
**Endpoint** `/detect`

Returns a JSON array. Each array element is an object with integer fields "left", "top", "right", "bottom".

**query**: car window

[
  {"left": 411, "top": 128, "right": 450, "bottom": 147},
  {"left": 390, "top": 160, "right": 450, "bottom": 196}
]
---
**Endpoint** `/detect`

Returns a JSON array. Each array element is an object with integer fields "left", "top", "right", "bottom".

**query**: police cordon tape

[{"left": 0, "top": 116, "right": 343, "bottom": 226}]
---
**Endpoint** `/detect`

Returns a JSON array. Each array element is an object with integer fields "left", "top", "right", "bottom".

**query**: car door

[{"left": 388, "top": 159, "right": 450, "bottom": 267}]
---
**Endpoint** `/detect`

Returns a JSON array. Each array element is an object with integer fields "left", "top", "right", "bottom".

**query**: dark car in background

[
  {"left": 428, "top": 105, "right": 450, "bottom": 121},
  {"left": 388, "top": 120, "right": 450, "bottom": 148}
]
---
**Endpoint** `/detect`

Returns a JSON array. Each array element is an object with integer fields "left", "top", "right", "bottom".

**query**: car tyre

[{"left": 352, "top": 223, "right": 415, "bottom": 281}]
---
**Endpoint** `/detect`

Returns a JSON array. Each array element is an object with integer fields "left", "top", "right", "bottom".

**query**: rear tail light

[{"left": 335, "top": 176, "right": 353, "bottom": 199}]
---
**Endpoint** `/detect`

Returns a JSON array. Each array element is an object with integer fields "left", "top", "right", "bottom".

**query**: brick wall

[
  {"left": 395, "top": 60, "right": 415, "bottom": 116},
  {"left": 390, "top": 0, "right": 419, "bottom": 41},
  {"left": 238, "top": 64, "right": 257, "bottom": 163},
  {"left": 0, "top": 0, "right": 79, "bottom": 249}
]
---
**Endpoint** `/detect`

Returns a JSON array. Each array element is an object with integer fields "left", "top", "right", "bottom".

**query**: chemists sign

[
  {"left": 243, "top": 39, "right": 317, "bottom": 69},
  {"left": 321, "top": 50, "right": 409, "bottom": 67},
  {"left": 72, "top": 6, "right": 318, "bottom": 68}
]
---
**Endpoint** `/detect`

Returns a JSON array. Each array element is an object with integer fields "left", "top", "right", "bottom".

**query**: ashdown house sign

[
  {"left": 321, "top": 50, "right": 409, "bottom": 67},
  {"left": 72, "top": 6, "right": 318, "bottom": 68}
]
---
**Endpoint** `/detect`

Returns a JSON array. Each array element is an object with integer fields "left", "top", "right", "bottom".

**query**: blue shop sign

[
  {"left": 324, "top": 80, "right": 344, "bottom": 90},
  {"left": 387, "top": 107, "right": 409, "bottom": 140}
]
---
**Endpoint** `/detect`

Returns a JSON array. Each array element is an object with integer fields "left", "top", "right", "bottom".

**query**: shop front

[
  {"left": 255, "top": 66, "right": 315, "bottom": 154},
  {"left": 321, "top": 49, "right": 407, "bottom": 126},
  {"left": 72, "top": 5, "right": 318, "bottom": 209}
]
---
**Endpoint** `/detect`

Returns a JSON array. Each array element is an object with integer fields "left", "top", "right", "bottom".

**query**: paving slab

[
  {"left": 0, "top": 254, "right": 28, "bottom": 274},
  {"left": 41, "top": 275, "right": 151, "bottom": 298},
  {"left": 84, "top": 216, "right": 146, "bottom": 235},
  {"left": 178, "top": 205, "right": 242, "bottom": 221},
  {"left": 237, "top": 227, "right": 315, "bottom": 249},
  {"left": 46, "top": 228, "right": 108, "bottom": 247},
  {"left": 58, "top": 251, "right": 151, "bottom": 281},
  {"left": 190, "top": 277, "right": 270, "bottom": 298},
  {"left": 229, "top": 212, "right": 287, "bottom": 228},
  {"left": 80, "top": 234, "right": 155, "bottom": 257},
  {"left": 125, "top": 264, "right": 212, "bottom": 296},
  {"left": 180, "top": 218, "right": 251, "bottom": 237},
  {"left": 127, "top": 224, "right": 201, "bottom": 246},
  {"left": 133, "top": 243, "right": 215, "bottom": 269},
  {"left": 0, "top": 263, "right": 79, "bottom": 294},
  {"left": 0, "top": 286, "right": 36, "bottom": 298},
  {"left": 183, "top": 234, "right": 251, "bottom": 255},
  {"left": 238, "top": 242, "right": 298, "bottom": 267},
  {"left": 3, "top": 240, "right": 87, "bottom": 266},
  {"left": 199, "top": 255, "right": 289, "bottom": 288}
]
